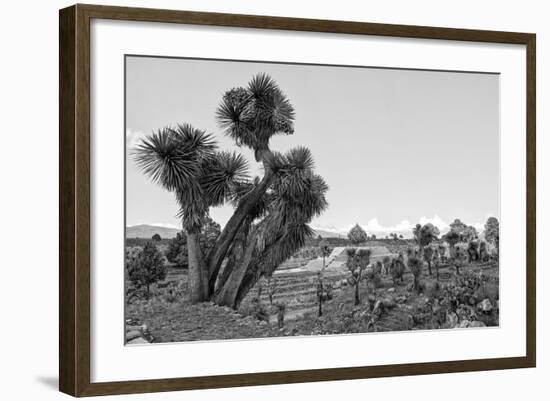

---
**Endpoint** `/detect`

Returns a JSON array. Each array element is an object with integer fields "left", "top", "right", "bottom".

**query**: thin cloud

[{"left": 313, "top": 214, "right": 492, "bottom": 238}]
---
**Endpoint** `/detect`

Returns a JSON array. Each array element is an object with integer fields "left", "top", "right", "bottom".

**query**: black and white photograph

[
  {"left": 124, "top": 56, "right": 500, "bottom": 344},
  {"left": 1, "top": 0, "right": 543, "bottom": 398}
]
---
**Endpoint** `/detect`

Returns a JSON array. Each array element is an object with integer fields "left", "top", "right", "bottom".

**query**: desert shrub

[
  {"left": 126, "top": 242, "right": 166, "bottom": 298},
  {"left": 474, "top": 279, "right": 499, "bottom": 304},
  {"left": 163, "top": 288, "right": 178, "bottom": 303},
  {"left": 152, "top": 233, "right": 161, "bottom": 241},
  {"left": 165, "top": 231, "right": 186, "bottom": 265},
  {"left": 364, "top": 267, "right": 382, "bottom": 289},
  {"left": 423, "top": 280, "right": 441, "bottom": 299},
  {"left": 240, "top": 298, "right": 270, "bottom": 322}
]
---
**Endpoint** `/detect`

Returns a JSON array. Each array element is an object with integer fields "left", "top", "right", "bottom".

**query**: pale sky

[{"left": 125, "top": 55, "right": 499, "bottom": 236}]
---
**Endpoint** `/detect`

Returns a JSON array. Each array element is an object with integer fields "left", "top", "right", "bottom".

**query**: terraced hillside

[
  {"left": 240, "top": 245, "right": 397, "bottom": 323},
  {"left": 241, "top": 269, "right": 349, "bottom": 323}
]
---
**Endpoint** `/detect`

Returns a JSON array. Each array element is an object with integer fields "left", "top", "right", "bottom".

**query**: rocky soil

[{"left": 125, "top": 260, "right": 498, "bottom": 343}]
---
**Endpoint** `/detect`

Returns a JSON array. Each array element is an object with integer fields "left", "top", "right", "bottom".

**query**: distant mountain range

[
  {"left": 126, "top": 224, "right": 180, "bottom": 239},
  {"left": 126, "top": 224, "right": 346, "bottom": 240},
  {"left": 311, "top": 228, "right": 346, "bottom": 239}
]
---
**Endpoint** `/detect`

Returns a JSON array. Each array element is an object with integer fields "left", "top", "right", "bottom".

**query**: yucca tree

[
  {"left": 135, "top": 124, "right": 249, "bottom": 303},
  {"left": 346, "top": 248, "right": 371, "bottom": 305},
  {"left": 214, "top": 147, "right": 328, "bottom": 308},
  {"left": 442, "top": 230, "right": 460, "bottom": 259},
  {"left": 319, "top": 239, "right": 331, "bottom": 270},
  {"left": 206, "top": 74, "right": 297, "bottom": 293},
  {"left": 413, "top": 223, "right": 439, "bottom": 261},
  {"left": 135, "top": 74, "right": 328, "bottom": 308},
  {"left": 423, "top": 246, "right": 434, "bottom": 276}
]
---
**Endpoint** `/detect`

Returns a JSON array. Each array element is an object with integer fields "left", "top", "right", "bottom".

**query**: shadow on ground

[{"left": 35, "top": 376, "right": 58, "bottom": 391}]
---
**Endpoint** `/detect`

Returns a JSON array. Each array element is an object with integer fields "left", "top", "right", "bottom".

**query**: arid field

[{"left": 125, "top": 238, "right": 499, "bottom": 344}]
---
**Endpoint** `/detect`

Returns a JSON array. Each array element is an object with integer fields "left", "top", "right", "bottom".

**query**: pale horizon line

[{"left": 127, "top": 214, "right": 497, "bottom": 237}]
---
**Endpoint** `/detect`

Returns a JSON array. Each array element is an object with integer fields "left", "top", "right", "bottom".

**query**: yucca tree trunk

[
  {"left": 186, "top": 228, "right": 208, "bottom": 303},
  {"left": 354, "top": 280, "right": 360, "bottom": 305},
  {"left": 213, "top": 230, "right": 257, "bottom": 307},
  {"left": 206, "top": 153, "right": 275, "bottom": 296},
  {"left": 449, "top": 244, "right": 456, "bottom": 260},
  {"left": 235, "top": 268, "right": 265, "bottom": 309}
]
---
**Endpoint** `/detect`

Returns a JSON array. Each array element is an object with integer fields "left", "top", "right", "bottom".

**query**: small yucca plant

[
  {"left": 346, "top": 247, "right": 371, "bottom": 305},
  {"left": 408, "top": 255, "right": 423, "bottom": 293}
]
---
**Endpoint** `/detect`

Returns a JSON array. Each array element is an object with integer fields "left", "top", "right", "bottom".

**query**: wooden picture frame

[{"left": 59, "top": 3, "right": 536, "bottom": 397}]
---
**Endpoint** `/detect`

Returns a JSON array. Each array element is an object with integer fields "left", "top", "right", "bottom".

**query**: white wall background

[{"left": 0, "top": 0, "right": 546, "bottom": 400}]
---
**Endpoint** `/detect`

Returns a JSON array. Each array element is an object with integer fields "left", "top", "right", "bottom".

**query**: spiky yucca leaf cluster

[
  {"left": 134, "top": 124, "right": 216, "bottom": 192},
  {"left": 346, "top": 248, "right": 371, "bottom": 274},
  {"left": 134, "top": 124, "right": 249, "bottom": 231},
  {"left": 201, "top": 151, "right": 249, "bottom": 207},
  {"left": 229, "top": 146, "right": 329, "bottom": 284},
  {"left": 216, "top": 73, "right": 295, "bottom": 156}
]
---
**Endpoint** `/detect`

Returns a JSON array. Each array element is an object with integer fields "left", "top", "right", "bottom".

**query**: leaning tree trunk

[
  {"left": 206, "top": 169, "right": 275, "bottom": 296},
  {"left": 213, "top": 230, "right": 257, "bottom": 308},
  {"left": 186, "top": 228, "right": 209, "bottom": 303}
]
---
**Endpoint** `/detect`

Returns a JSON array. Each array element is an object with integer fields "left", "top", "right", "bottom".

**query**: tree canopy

[
  {"left": 126, "top": 242, "right": 166, "bottom": 297},
  {"left": 484, "top": 217, "right": 499, "bottom": 246},
  {"left": 413, "top": 223, "right": 440, "bottom": 248},
  {"left": 348, "top": 224, "right": 367, "bottom": 245},
  {"left": 165, "top": 216, "right": 221, "bottom": 267},
  {"left": 448, "top": 218, "right": 478, "bottom": 243}
]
